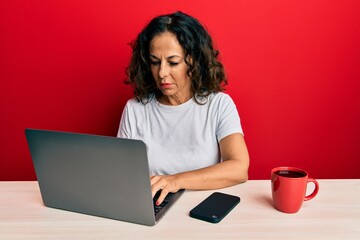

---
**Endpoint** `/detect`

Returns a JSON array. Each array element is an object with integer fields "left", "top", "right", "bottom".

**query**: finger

[
  {"left": 155, "top": 189, "right": 169, "bottom": 206},
  {"left": 150, "top": 176, "right": 159, "bottom": 197},
  {"left": 150, "top": 175, "right": 161, "bottom": 186},
  {"left": 151, "top": 185, "right": 159, "bottom": 198},
  {"left": 151, "top": 181, "right": 163, "bottom": 198}
]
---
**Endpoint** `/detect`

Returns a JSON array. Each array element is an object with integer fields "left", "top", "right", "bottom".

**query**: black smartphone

[{"left": 189, "top": 192, "right": 240, "bottom": 223}]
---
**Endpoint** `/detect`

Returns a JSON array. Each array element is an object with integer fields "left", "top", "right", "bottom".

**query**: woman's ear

[
  {"left": 186, "top": 55, "right": 193, "bottom": 65},
  {"left": 184, "top": 55, "right": 193, "bottom": 76}
]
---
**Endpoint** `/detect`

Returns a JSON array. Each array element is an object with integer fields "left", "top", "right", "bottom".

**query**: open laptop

[{"left": 25, "top": 129, "right": 184, "bottom": 226}]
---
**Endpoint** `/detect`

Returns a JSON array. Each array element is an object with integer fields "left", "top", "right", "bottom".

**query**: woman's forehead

[{"left": 149, "top": 32, "right": 184, "bottom": 57}]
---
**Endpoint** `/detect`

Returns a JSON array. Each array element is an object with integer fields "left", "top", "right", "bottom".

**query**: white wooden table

[{"left": 1, "top": 180, "right": 359, "bottom": 239}]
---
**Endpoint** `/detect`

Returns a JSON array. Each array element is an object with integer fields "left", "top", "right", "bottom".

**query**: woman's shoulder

[
  {"left": 125, "top": 97, "right": 140, "bottom": 105},
  {"left": 124, "top": 98, "right": 139, "bottom": 108},
  {"left": 123, "top": 98, "right": 144, "bottom": 114},
  {"left": 125, "top": 95, "right": 156, "bottom": 107},
  {"left": 208, "top": 92, "right": 234, "bottom": 104}
]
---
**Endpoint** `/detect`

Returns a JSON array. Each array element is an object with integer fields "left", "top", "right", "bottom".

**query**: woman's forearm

[{"left": 175, "top": 158, "right": 249, "bottom": 190}]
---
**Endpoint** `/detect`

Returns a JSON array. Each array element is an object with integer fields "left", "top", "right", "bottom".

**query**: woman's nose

[{"left": 159, "top": 63, "right": 169, "bottom": 79}]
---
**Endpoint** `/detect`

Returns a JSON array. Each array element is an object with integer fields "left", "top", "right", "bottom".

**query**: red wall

[{"left": 1, "top": 0, "right": 359, "bottom": 180}]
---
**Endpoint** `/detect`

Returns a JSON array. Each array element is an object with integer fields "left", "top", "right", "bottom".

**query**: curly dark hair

[{"left": 125, "top": 11, "right": 227, "bottom": 104}]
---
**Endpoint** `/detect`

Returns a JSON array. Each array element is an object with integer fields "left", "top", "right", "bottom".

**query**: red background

[{"left": 1, "top": 0, "right": 359, "bottom": 181}]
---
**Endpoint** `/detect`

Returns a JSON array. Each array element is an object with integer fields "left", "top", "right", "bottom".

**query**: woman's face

[{"left": 149, "top": 31, "right": 192, "bottom": 105}]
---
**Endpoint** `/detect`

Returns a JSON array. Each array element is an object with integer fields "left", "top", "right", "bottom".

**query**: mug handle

[{"left": 304, "top": 178, "right": 319, "bottom": 201}]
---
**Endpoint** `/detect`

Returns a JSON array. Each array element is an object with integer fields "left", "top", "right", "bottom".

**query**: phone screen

[{"left": 189, "top": 192, "right": 240, "bottom": 223}]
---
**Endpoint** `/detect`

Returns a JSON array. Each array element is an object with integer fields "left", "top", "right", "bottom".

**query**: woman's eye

[{"left": 169, "top": 62, "right": 179, "bottom": 66}]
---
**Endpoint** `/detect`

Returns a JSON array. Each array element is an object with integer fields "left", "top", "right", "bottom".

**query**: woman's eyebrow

[
  {"left": 167, "top": 55, "right": 181, "bottom": 59},
  {"left": 149, "top": 54, "right": 182, "bottom": 60}
]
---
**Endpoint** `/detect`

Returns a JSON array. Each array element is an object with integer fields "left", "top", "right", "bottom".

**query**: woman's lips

[{"left": 160, "top": 83, "right": 172, "bottom": 89}]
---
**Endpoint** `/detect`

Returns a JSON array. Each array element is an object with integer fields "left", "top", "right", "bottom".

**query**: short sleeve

[
  {"left": 216, "top": 94, "right": 243, "bottom": 141},
  {"left": 117, "top": 101, "right": 131, "bottom": 139}
]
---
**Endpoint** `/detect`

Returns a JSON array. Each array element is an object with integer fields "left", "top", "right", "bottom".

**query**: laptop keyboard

[{"left": 153, "top": 191, "right": 169, "bottom": 216}]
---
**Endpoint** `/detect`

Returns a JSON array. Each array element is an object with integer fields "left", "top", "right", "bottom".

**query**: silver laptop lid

[{"left": 25, "top": 129, "right": 157, "bottom": 226}]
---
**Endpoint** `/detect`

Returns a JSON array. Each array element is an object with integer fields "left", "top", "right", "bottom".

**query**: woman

[{"left": 118, "top": 11, "right": 249, "bottom": 205}]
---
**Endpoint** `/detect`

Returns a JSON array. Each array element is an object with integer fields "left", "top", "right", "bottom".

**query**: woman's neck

[{"left": 158, "top": 92, "right": 193, "bottom": 106}]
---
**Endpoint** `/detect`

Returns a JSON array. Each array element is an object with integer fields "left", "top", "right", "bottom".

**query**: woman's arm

[{"left": 151, "top": 133, "right": 250, "bottom": 205}]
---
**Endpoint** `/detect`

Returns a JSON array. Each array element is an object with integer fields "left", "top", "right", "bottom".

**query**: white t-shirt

[{"left": 117, "top": 92, "right": 243, "bottom": 175}]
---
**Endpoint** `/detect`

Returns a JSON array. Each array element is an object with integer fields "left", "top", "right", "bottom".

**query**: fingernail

[{"left": 156, "top": 201, "right": 160, "bottom": 206}]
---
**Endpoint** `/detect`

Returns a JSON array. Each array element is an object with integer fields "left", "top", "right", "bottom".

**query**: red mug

[{"left": 271, "top": 167, "right": 319, "bottom": 213}]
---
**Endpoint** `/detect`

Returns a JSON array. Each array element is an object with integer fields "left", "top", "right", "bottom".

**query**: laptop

[{"left": 25, "top": 129, "right": 184, "bottom": 226}]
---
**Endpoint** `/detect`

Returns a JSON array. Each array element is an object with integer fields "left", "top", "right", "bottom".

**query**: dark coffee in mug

[{"left": 274, "top": 170, "right": 306, "bottom": 178}]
